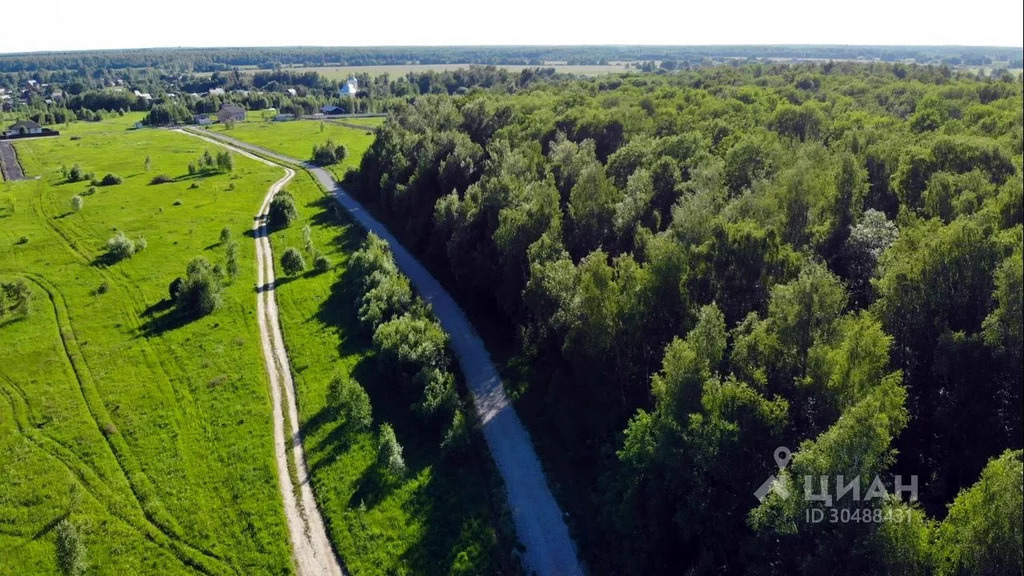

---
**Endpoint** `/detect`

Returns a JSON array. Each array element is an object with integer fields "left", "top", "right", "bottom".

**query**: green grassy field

[
  {"left": 264, "top": 161, "right": 519, "bottom": 576},
  {"left": 0, "top": 120, "right": 293, "bottom": 575},
  {"left": 205, "top": 120, "right": 375, "bottom": 181}
]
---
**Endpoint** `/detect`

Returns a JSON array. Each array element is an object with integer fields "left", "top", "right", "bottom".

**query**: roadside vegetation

[{"left": 265, "top": 167, "right": 519, "bottom": 575}]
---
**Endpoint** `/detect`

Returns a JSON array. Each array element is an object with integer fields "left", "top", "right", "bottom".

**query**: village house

[
  {"left": 217, "top": 103, "right": 246, "bottom": 124},
  {"left": 194, "top": 113, "right": 214, "bottom": 126},
  {"left": 4, "top": 119, "right": 43, "bottom": 137},
  {"left": 321, "top": 105, "right": 345, "bottom": 115}
]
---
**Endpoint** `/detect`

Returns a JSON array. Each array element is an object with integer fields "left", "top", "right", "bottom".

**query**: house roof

[
  {"left": 219, "top": 103, "right": 245, "bottom": 114},
  {"left": 8, "top": 120, "right": 42, "bottom": 130}
]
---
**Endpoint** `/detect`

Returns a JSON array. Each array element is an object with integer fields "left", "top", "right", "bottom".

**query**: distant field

[
  {"left": 0, "top": 120, "right": 292, "bottom": 573},
  {"left": 205, "top": 119, "right": 376, "bottom": 180},
  {"left": 275, "top": 63, "right": 630, "bottom": 79}
]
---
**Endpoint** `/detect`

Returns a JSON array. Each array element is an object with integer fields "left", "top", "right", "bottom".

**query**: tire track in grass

[
  {"left": 16, "top": 273, "right": 233, "bottom": 576},
  {"left": 26, "top": 185, "right": 232, "bottom": 562}
]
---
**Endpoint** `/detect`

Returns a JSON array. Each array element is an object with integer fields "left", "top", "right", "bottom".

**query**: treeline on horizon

[
  {"left": 1, "top": 44, "right": 1022, "bottom": 73},
  {"left": 350, "top": 62, "right": 1023, "bottom": 574}
]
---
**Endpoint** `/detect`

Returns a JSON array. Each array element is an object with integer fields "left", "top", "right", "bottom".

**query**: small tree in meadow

[
  {"left": 55, "top": 519, "right": 87, "bottom": 576},
  {"left": 377, "top": 423, "right": 406, "bottom": 478},
  {"left": 326, "top": 374, "right": 372, "bottom": 431},
  {"left": 268, "top": 191, "right": 298, "bottom": 228},
  {"left": 225, "top": 241, "right": 240, "bottom": 280},
  {"left": 281, "top": 247, "right": 306, "bottom": 276},
  {"left": 219, "top": 226, "right": 232, "bottom": 244},
  {"left": 70, "top": 195, "right": 84, "bottom": 212}
]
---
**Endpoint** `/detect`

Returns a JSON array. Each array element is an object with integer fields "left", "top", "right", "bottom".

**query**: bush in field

[
  {"left": 150, "top": 174, "right": 174, "bottom": 185},
  {"left": 225, "top": 241, "right": 240, "bottom": 280},
  {"left": 0, "top": 280, "right": 32, "bottom": 319},
  {"left": 268, "top": 191, "right": 298, "bottom": 228},
  {"left": 281, "top": 247, "right": 306, "bottom": 276},
  {"left": 219, "top": 226, "right": 232, "bottom": 244},
  {"left": 326, "top": 374, "right": 372, "bottom": 431},
  {"left": 174, "top": 257, "right": 222, "bottom": 317},
  {"left": 55, "top": 519, "right": 87, "bottom": 576},
  {"left": 169, "top": 277, "right": 184, "bottom": 300},
  {"left": 313, "top": 253, "right": 331, "bottom": 273},
  {"left": 311, "top": 140, "right": 348, "bottom": 165},
  {"left": 377, "top": 423, "right": 406, "bottom": 478},
  {"left": 67, "top": 164, "right": 85, "bottom": 183},
  {"left": 105, "top": 232, "right": 141, "bottom": 262},
  {"left": 70, "top": 195, "right": 84, "bottom": 212},
  {"left": 97, "top": 173, "right": 122, "bottom": 186}
]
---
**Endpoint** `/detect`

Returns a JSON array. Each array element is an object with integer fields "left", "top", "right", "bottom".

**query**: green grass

[
  {"left": 205, "top": 119, "right": 376, "bottom": 181},
  {"left": 266, "top": 163, "right": 520, "bottom": 576},
  {"left": 0, "top": 122, "right": 292, "bottom": 575}
]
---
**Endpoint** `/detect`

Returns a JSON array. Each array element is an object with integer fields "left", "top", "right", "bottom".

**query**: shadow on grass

[{"left": 138, "top": 297, "right": 202, "bottom": 337}]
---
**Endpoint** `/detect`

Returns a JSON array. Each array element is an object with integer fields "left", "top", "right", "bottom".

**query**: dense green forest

[
  {"left": 351, "top": 62, "right": 1024, "bottom": 574},
  {"left": 1, "top": 45, "right": 1021, "bottom": 73}
]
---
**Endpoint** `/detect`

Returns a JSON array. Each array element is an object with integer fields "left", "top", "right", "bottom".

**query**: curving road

[
  {"left": 187, "top": 128, "right": 585, "bottom": 576},
  {"left": 178, "top": 130, "right": 345, "bottom": 576}
]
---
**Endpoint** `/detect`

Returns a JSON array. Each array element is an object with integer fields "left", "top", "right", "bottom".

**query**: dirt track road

[
  {"left": 178, "top": 130, "right": 344, "bottom": 576},
  {"left": 187, "top": 128, "right": 585, "bottom": 576}
]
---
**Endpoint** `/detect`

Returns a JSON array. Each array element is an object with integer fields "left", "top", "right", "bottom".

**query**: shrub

[
  {"left": 0, "top": 280, "right": 31, "bottom": 318},
  {"left": 219, "top": 226, "right": 232, "bottom": 244},
  {"left": 216, "top": 150, "right": 234, "bottom": 172},
  {"left": 169, "top": 277, "right": 184, "bottom": 300},
  {"left": 55, "top": 519, "right": 87, "bottom": 576},
  {"left": 441, "top": 408, "right": 471, "bottom": 456},
  {"left": 326, "top": 374, "right": 372, "bottom": 431},
  {"left": 98, "top": 173, "right": 122, "bottom": 186},
  {"left": 95, "top": 282, "right": 109, "bottom": 295},
  {"left": 70, "top": 195, "right": 84, "bottom": 212},
  {"left": 281, "top": 247, "right": 306, "bottom": 276},
  {"left": 82, "top": 186, "right": 97, "bottom": 196},
  {"left": 16, "top": 236, "right": 28, "bottom": 245},
  {"left": 313, "top": 253, "right": 331, "bottom": 273},
  {"left": 67, "top": 164, "right": 85, "bottom": 182},
  {"left": 377, "top": 423, "right": 406, "bottom": 478},
  {"left": 311, "top": 140, "right": 348, "bottom": 166},
  {"left": 268, "top": 191, "right": 298, "bottom": 228},
  {"left": 174, "top": 257, "right": 223, "bottom": 317},
  {"left": 150, "top": 174, "right": 174, "bottom": 185},
  {"left": 225, "top": 241, "right": 240, "bottom": 280},
  {"left": 105, "top": 232, "right": 137, "bottom": 262}
]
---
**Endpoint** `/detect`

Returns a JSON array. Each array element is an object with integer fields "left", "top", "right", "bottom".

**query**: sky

[{"left": 1, "top": 0, "right": 1021, "bottom": 54}]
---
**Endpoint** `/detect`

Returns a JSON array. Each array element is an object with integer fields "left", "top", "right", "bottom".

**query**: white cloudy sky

[{"left": 1, "top": 0, "right": 1021, "bottom": 53}]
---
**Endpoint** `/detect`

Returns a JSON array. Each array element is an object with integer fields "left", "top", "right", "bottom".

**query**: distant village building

[
  {"left": 340, "top": 76, "right": 358, "bottom": 96},
  {"left": 217, "top": 103, "right": 246, "bottom": 124},
  {"left": 321, "top": 105, "right": 344, "bottom": 115},
  {"left": 274, "top": 113, "right": 296, "bottom": 122},
  {"left": 2, "top": 119, "right": 58, "bottom": 139},
  {"left": 4, "top": 120, "right": 43, "bottom": 137},
  {"left": 194, "top": 113, "right": 214, "bottom": 126},
  {"left": 287, "top": 88, "right": 297, "bottom": 96},
  {"left": 208, "top": 88, "right": 226, "bottom": 96}
]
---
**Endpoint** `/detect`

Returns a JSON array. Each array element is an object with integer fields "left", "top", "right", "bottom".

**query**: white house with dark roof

[{"left": 4, "top": 120, "right": 43, "bottom": 137}]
